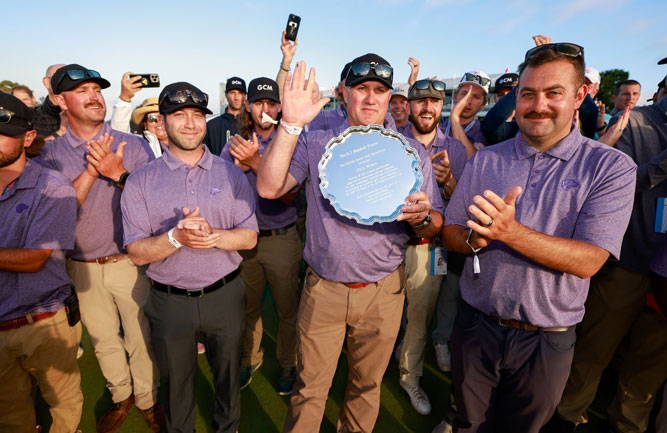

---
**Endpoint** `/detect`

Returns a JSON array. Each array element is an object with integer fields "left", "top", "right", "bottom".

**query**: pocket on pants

[{"left": 542, "top": 327, "right": 576, "bottom": 352}]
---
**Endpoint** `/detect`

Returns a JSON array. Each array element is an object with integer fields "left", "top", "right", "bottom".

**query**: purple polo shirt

[
  {"left": 288, "top": 120, "right": 445, "bottom": 283},
  {"left": 121, "top": 146, "right": 258, "bottom": 289},
  {"left": 221, "top": 130, "right": 297, "bottom": 231},
  {"left": 398, "top": 122, "right": 469, "bottom": 183},
  {"left": 307, "top": 105, "right": 347, "bottom": 132},
  {"left": 440, "top": 118, "right": 488, "bottom": 147},
  {"left": 36, "top": 123, "right": 154, "bottom": 261},
  {"left": 0, "top": 160, "right": 77, "bottom": 320},
  {"left": 445, "top": 126, "right": 637, "bottom": 327}
]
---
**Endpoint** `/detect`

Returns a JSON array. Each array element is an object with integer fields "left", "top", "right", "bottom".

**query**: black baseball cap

[
  {"left": 340, "top": 62, "right": 353, "bottom": 82},
  {"left": 345, "top": 53, "right": 393, "bottom": 89},
  {"left": 226, "top": 76, "right": 246, "bottom": 93},
  {"left": 0, "top": 92, "right": 34, "bottom": 136},
  {"left": 247, "top": 78, "right": 280, "bottom": 103},
  {"left": 51, "top": 64, "right": 111, "bottom": 95},
  {"left": 659, "top": 57, "right": 667, "bottom": 65},
  {"left": 159, "top": 82, "right": 212, "bottom": 115},
  {"left": 494, "top": 73, "right": 519, "bottom": 94}
]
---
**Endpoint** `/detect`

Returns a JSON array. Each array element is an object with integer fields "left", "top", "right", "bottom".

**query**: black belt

[
  {"left": 258, "top": 222, "right": 295, "bottom": 237},
  {"left": 152, "top": 268, "right": 240, "bottom": 297}
]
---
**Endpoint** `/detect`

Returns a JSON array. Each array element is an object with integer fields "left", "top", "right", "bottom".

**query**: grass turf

[{"left": 37, "top": 289, "right": 660, "bottom": 432}]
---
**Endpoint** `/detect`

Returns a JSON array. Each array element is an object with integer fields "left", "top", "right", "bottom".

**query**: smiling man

[
  {"left": 257, "top": 53, "right": 445, "bottom": 433},
  {"left": 121, "top": 82, "right": 258, "bottom": 433},
  {"left": 205, "top": 76, "right": 247, "bottom": 156},
  {"left": 442, "top": 44, "right": 637, "bottom": 432}
]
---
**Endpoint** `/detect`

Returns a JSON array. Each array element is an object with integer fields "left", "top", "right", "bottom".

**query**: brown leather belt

[
  {"left": 75, "top": 254, "right": 129, "bottom": 265},
  {"left": 488, "top": 314, "right": 569, "bottom": 332},
  {"left": 408, "top": 237, "right": 431, "bottom": 246},
  {"left": 152, "top": 268, "right": 240, "bottom": 297},
  {"left": 0, "top": 311, "right": 58, "bottom": 331},
  {"left": 259, "top": 222, "right": 295, "bottom": 237}
]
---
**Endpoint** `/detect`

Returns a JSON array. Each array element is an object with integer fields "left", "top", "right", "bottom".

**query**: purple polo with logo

[
  {"left": 288, "top": 120, "right": 445, "bottom": 283},
  {"left": 440, "top": 118, "right": 488, "bottom": 147},
  {"left": 445, "top": 126, "right": 637, "bottom": 327},
  {"left": 121, "top": 146, "right": 258, "bottom": 289},
  {"left": 0, "top": 160, "right": 77, "bottom": 320},
  {"left": 221, "top": 130, "right": 297, "bottom": 230},
  {"left": 398, "top": 122, "right": 469, "bottom": 188},
  {"left": 36, "top": 123, "right": 154, "bottom": 260}
]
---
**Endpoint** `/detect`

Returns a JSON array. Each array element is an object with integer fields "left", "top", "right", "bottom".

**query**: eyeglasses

[
  {"left": 412, "top": 79, "right": 446, "bottom": 93},
  {"left": 0, "top": 107, "right": 31, "bottom": 128},
  {"left": 145, "top": 113, "right": 160, "bottom": 123},
  {"left": 55, "top": 69, "right": 102, "bottom": 90},
  {"left": 347, "top": 62, "right": 393, "bottom": 81},
  {"left": 159, "top": 89, "right": 209, "bottom": 106},
  {"left": 461, "top": 73, "right": 490, "bottom": 88},
  {"left": 524, "top": 43, "right": 584, "bottom": 62}
]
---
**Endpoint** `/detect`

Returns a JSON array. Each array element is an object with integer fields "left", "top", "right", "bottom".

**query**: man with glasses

[
  {"left": 395, "top": 79, "right": 468, "bottom": 416},
  {"left": 121, "top": 81, "right": 258, "bottom": 433},
  {"left": 206, "top": 76, "right": 246, "bottom": 156},
  {"left": 441, "top": 71, "right": 490, "bottom": 157},
  {"left": 257, "top": 53, "right": 445, "bottom": 433},
  {"left": 442, "top": 43, "right": 636, "bottom": 431},
  {"left": 35, "top": 64, "right": 163, "bottom": 433},
  {"left": 0, "top": 92, "right": 81, "bottom": 433}
]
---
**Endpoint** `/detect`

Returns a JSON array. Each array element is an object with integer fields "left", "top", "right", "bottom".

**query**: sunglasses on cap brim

[
  {"left": 412, "top": 79, "right": 446, "bottom": 93},
  {"left": 347, "top": 62, "right": 393, "bottom": 81},
  {"left": 55, "top": 69, "right": 102, "bottom": 90},
  {"left": 461, "top": 73, "right": 490, "bottom": 88},
  {"left": 524, "top": 43, "right": 584, "bottom": 62},
  {"left": 0, "top": 107, "right": 32, "bottom": 129},
  {"left": 159, "top": 89, "right": 209, "bottom": 106}
]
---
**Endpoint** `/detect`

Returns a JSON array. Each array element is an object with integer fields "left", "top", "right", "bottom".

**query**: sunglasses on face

[
  {"left": 145, "top": 113, "right": 160, "bottom": 123},
  {"left": 159, "top": 89, "right": 209, "bottom": 106},
  {"left": 347, "top": 62, "right": 394, "bottom": 81},
  {"left": 524, "top": 43, "right": 584, "bottom": 62},
  {"left": 0, "top": 107, "right": 31, "bottom": 128},
  {"left": 412, "top": 79, "right": 446, "bottom": 93},
  {"left": 461, "top": 73, "right": 490, "bottom": 88},
  {"left": 55, "top": 69, "right": 102, "bottom": 89}
]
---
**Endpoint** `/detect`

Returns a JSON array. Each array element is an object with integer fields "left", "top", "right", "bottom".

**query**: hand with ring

[{"left": 466, "top": 186, "right": 522, "bottom": 247}]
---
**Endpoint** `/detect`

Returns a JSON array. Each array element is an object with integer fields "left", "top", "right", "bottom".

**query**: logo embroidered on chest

[
  {"left": 16, "top": 203, "right": 29, "bottom": 213},
  {"left": 210, "top": 187, "right": 221, "bottom": 195},
  {"left": 561, "top": 179, "right": 579, "bottom": 190}
]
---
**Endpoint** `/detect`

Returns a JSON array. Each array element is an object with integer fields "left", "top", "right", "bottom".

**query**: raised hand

[
  {"left": 599, "top": 107, "right": 630, "bottom": 147},
  {"left": 120, "top": 72, "right": 142, "bottom": 102},
  {"left": 86, "top": 133, "right": 127, "bottom": 181},
  {"left": 450, "top": 89, "right": 472, "bottom": 124},
  {"left": 281, "top": 61, "right": 330, "bottom": 127},
  {"left": 229, "top": 133, "right": 260, "bottom": 172},
  {"left": 532, "top": 35, "right": 553, "bottom": 46},
  {"left": 280, "top": 30, "right": 298, "bottom": 65},
  {"left": 408, "top": 57, "right": 420, "bottom": 86}
]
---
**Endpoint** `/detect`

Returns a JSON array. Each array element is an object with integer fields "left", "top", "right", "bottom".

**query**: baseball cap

[
  {"left": 51, "top": 64, "right": 111, "bottom": 95},
  {"left": 391, "top": 84, "right": 409, "bottom": 101},
  {"left": 457, "top": 71, "right": 491, "bottom": 95},
  {"left": 159, "top": 82, "right": 212, "bottom": 115},
  {"left": 494, "top": 73, "right": 519, "bottom": 94},
  {"left": 659, "top": 76, "right": 667, "bottom": 89},
  {"left": 345, "top": 53, "right": 393, "bottom": 89},
  {"left": 584, "top": 67, "right": 601, "bottom": 85},
  {"left": 340, "top": 62, "right": 353, "bottom": 82},
  {"left": 131, "top": 97, "right": 159, "bottom": 125},
  {"left": 408, "top": 80, "right": 446, "bottom": 101},
  {"left": 0, "top": 92, "right": 34, "bottom": 136},
  {"left": 247, "top": 78, "right": 280, "bottom": 103},
  {"left": 226, "top": 77, "right": 246, "bottom": 93},
  {"left": 659, "top": 57, "right": 667, "bottom": 65}
]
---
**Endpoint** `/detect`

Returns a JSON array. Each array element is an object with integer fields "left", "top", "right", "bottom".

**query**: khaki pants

[
  {"left": 284, "top": 265, "right": 405, "bottom": 433},
  {"left": 0, "top": 308, "right": 82, "bottom": 433},
  {"left": 557, "top": 265, "right": 651, "bottom": 424},
  {"left": 240, "top": 226, "right": 302, "bottom": 367},
  {"left": 400, "top": 243, "right": 444, "bottom": 386},
  {"left": 67, "top": 258, "right": 158, "bottom": 409},
  {"left": 608, "top": 307, "right": 667, "bottom": 432}
]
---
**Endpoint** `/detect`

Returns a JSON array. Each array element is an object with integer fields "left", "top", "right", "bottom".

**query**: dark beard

[
  {"left": 0, "top": 137, "right": 24, "bottom": 168},
  {"left": 409, "top": 111, "right": 440, "bottom": 135}
]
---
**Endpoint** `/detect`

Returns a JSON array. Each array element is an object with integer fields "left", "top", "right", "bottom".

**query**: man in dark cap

[
  {"left": 257, "top": 53, "right": 445, "bottom": 433},
  {"left": 35, "top": 64, "right": 163, "bottom": 433},
  {"left": 493, "top": 72, "right": 519, "bottom": 100},
  {"left": 121, "top": 82, "right": 258, "bottom": 433},
  {"left": 0, "top": 93, "right": 81, "bottom": 433},
  {"left": 205, "top": 76, "right": 246, "bottom": 156}
]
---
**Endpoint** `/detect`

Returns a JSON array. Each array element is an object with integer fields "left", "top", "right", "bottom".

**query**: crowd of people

[{"left": 1, "top": 31, "right": 665, "bottom": 433}]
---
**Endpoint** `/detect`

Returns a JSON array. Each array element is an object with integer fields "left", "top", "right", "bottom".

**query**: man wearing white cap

[{"left": 390, "top": 84, "right": 410, "bottom": 128}]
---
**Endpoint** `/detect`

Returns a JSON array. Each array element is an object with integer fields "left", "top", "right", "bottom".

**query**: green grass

[{"left": 37, "top": 289, "right": 660, "bottom": 432}]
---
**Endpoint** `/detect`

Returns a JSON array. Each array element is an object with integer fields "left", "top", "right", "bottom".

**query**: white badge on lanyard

[{"left": 430, "top": 244, "right": 448, "bottom": 276}]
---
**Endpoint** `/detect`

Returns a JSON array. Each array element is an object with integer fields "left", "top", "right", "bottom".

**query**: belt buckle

[
  {"left": 95, "top": 257, "right": 104, "bottom": 265},
  {"left": 186, "top": 289, "right": 204, "bottom": 298},
  {"left": 497, "top": 317, "right": 508, "bottom": 328}
]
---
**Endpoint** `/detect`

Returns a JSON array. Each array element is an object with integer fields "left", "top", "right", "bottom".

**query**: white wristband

[
  {"left": 281, "top": 122, "right": 303, "bottom": 135},
  {"left": 167, "top": 228, "right": 183, "bottom": 249}
]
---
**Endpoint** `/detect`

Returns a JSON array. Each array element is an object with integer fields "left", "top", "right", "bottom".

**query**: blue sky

[{"left": 4, "top": 0, "right": 666, "bottom": 115}]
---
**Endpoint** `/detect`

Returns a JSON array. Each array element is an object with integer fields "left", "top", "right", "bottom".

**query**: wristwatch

[
  {"left": 167, "top": 228, "right": 183, "bottom": 249},
  {"left": 411, "top": 210, "right": 432, "bottom": 229},
  {"left": 114, "top": 171, "right": 130, "bottom": 186}
]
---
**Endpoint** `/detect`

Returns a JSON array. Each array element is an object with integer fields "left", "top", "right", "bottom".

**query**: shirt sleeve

[
  {"left": 121, "top": 171, "right": 153, "bottom": 247},
  {"left": 24, "top": 176, "right": 77, "bottom": 251},
  {"left": 110, "top": 99, "right": 132, "bottom": 133},
  {"left": 447, "top": 138, "right": 469, "bottom": 181}
]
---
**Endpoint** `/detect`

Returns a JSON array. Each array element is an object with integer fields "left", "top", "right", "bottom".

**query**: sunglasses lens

[
  {"left": 66, "top": 70, "right": 86, "bottom": 81},
  {"left": 351, "top": 63, "right": 371, "bottom": 77},
  {"left": 87, "top": 70, "right": 101, "bottom": 78},
  {"left": 433, "top": 81, "right": 446, "bottom": 91},
  {"left": 0, "top": 109, "right": 12, "bottom": 124},
  {"left": 415, "top": 80, "right": 430, "bottom": 90},
  {"left": 374, "top": 65, "right": 393, "bottom": 79},
  {"left": 146, "top": 113, "right": 159, "bottom": 123},
  {"left": 558, "top": 44, "right": 581, "bottom": 56}
]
